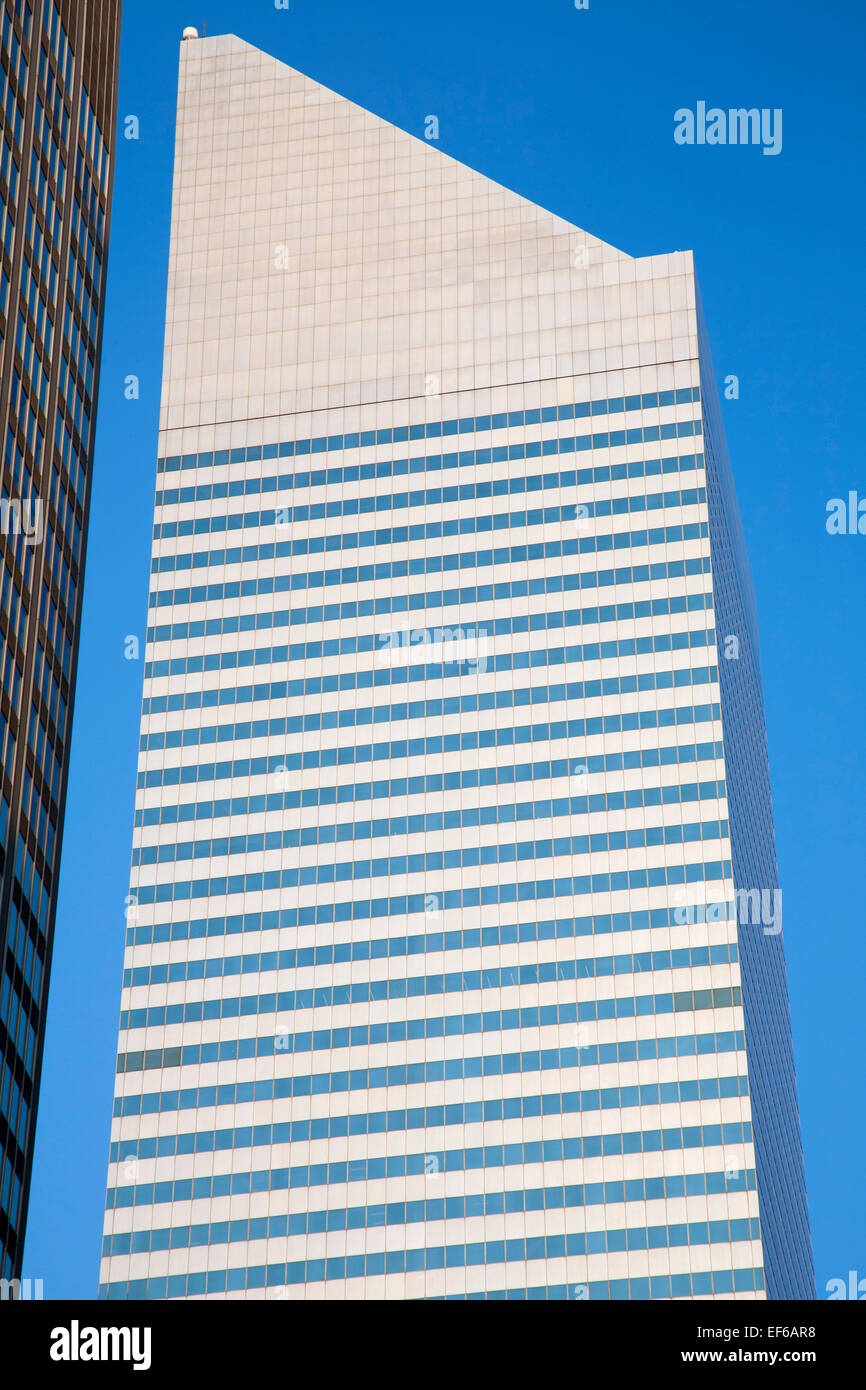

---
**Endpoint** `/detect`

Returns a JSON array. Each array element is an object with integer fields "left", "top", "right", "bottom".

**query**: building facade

[
  {"left": 99, "top": 32, "right": 812, "bottom": 1301},
  {"left": 0, "top": 0, "right": 120, "bottom": 1280}
]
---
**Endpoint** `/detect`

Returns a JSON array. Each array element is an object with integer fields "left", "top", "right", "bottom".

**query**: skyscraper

[
  {"left": 100, "top": 31, "right": 812, "bottom": 1301},
  {"left": 0, "top": 0, "right": 120, "bottom": 1281}
]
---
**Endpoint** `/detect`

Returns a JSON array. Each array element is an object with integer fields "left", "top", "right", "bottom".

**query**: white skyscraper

[{"left": 99, "top": 32, "right": 812, "bottom": 1302}]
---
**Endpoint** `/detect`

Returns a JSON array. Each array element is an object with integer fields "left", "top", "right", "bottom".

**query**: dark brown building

[{"left": 0, "top": 0, "right": 119, "bottom": 1281}]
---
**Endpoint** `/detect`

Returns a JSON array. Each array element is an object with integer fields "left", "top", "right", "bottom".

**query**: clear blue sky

[{"left": 24, "top": 0, "right": 865, "bottom": 1298}]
